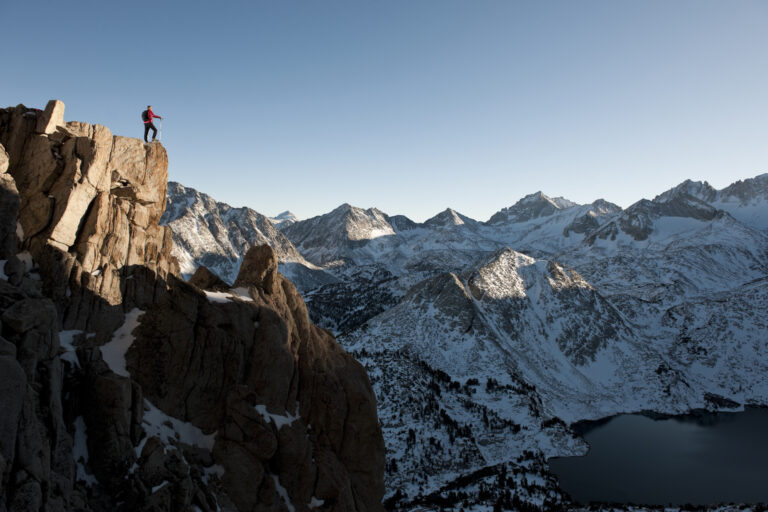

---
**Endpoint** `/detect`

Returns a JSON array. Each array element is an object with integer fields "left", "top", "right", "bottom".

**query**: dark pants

[{"left": 144, "top": 122, "right": 157, "bottom": 142}]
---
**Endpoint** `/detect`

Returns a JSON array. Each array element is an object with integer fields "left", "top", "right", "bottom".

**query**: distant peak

[
  {"left": 519, "top": 191, "right": 550, "bottom": 203},
  {"left": 270, "top": 210, "right": 299, "bottom": 227},
  {"left": 488, "top": 191, "right": 576, "bottom": 224},
  {"left": 424, "top": 208, "right": 471, "bottom": 227},
  {"left": 329, "top": 203, "right": 357, "bottom": 215},
  {"left": 654, "top": 179, "right": 717, "bottom": 204},
  {"left": 590, "top": 199, "right": 622, "bottom": 213}
]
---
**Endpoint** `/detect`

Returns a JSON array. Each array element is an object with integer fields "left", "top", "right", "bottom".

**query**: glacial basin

[{"left": 548, "top": 407, "right": 768, "bottom": 506}]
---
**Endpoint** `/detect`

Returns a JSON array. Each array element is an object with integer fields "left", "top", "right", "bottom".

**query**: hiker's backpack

[{"left": 141, "top": 110, "right": 149, "bottom": 122}]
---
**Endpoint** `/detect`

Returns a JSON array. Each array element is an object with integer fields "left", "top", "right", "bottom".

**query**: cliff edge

[{"left": 0, "top": 100, "right": 384, "bottom": 512}]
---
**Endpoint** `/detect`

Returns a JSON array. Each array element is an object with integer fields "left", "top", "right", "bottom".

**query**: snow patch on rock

[
  {"left": 100, "top": 309, "right": 143, "bottom": 377},
  {"left": 73, "top": 416, "right": 98, "bottom": 486},
  {"left": 255, "top": 404, "right": 299, "bottom": 430},
  {"left": 59, "top": 329, "right": 83, "bottom": 368},
  {"left": 139, "top": 399, "right": 217, "bottom": 452},
  {"left": 272, "top": 475, "right": 296, "bottom": 512}
]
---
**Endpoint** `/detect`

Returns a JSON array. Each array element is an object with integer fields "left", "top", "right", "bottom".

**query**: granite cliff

[{"left": 0, "top": 100, "right": 384, "bottom": 512}]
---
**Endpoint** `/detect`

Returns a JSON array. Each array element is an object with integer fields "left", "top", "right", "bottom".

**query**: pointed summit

[
  {"left": 654, "top": 179, "right": 717, "bottom": 204},
  {"left": 423, "top": 208, "right": 476, "bottom": 228},
  {"left": 332, "top": 202, "right": 355, "bottom": 213},
  {"left": 270, "top": 210, "right": 299, "bottom": 228},
  {"left": 282, "top": 203, "right": 396, "bottom": 264},
  {"left": 488, "top": 192, "right": 578, "bottom": 224},
  {"left": 519, "top": 191, "right": 550, "bottom": 204},
  {"left": 275, "top": 210, "right": 297, "bottom": 220},
  {"left": 385, "top": 213, "right": 419, "bottom": 232}
]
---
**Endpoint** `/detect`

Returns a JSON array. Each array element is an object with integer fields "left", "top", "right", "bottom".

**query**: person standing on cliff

[{"left": 141, "top": 105, "right": 162, "bottom": 143}]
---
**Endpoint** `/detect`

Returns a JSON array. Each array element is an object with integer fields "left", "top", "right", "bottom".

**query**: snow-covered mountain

[
  {"left": 269, "top": 210, "right": 299, "bottom": 228},
  {"left": 162, "top": 172, "right": 768, "bottom": 509},
  {"left": 160, "top": 182, "right": 336, "bottom": 290},
  {"left": 654, "top": 173, "right": 768, "bottom": 230},
  {"left": 277, "top": 194, "right": 623, "bottom": 333},
  {"left": 343, "top": 248, "right": 676, "bottom": 420},
  {"left": 561, "top": 189, "right": 768, "bottom": 310},
  {"left": 424, "top": 208, "right": 479, "bottom": 228},
  {"left": 487, "top": 191, "right": 580, "bottom": 225},
  {"left": 342, "top": 240, "right": 768, "bottom": 508},
  {"left": 281, "top": 203, "right": 397, "bottom": 265}
]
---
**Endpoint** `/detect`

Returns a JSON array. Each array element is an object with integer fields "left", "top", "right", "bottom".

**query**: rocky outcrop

[
  {"left": 0, "top": 101, "right": 385, "bottom": 511},
  {"left": 1, "top": 100, "right": 177, "bottom": 336},
  {"left": 130, "top": 246, "right": 384, "bottom": 511}
]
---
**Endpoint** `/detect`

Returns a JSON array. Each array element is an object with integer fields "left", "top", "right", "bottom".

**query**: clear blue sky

[{"left": 3, "top": 1, "right": 767, "bottom": 222}]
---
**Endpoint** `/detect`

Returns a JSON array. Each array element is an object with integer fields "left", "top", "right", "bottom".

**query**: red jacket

[{"left": 144, "top": 109, "right": 162, "bottom": 124}]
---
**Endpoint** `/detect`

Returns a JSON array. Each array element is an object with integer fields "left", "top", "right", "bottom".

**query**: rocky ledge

[{"left": 0, "top": 101, "right": 384, "bottom": 512}]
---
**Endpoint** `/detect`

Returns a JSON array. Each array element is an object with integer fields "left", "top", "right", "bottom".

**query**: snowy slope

[
  {"left": 280, "top": 197, "right": 623, "bottom": 333},
  {"left": 660, "top": 276, "right": 768, "bottom": 403},
  {"left": 341, "top": 249, "right": 695, "bottom": 505},
  {"left": 342, "top": 247, "right": 768, "bottom": 506},
  {"left": 654, "top": 173, "right": 768, "bottom": 230},
  {"left": 555, "top": 188, "right": 768, "bottom": 323},
  {"left": 281, "top": 203, "right": 398, "bottom": 265},
  {"left": 343, "top": 249, "right": 690, "bottom": 421},
  {"left": 484, "top": 200, "right": 622, "bottom": 257},
  {"left": 160, "top": 182, "right": 336, "bottom": 291},
  {"left": 269, "top": 210, "right": 299, "bottom": 228},
  {"left": 487, "top": 191, "right": 581, "bottom": 225}
]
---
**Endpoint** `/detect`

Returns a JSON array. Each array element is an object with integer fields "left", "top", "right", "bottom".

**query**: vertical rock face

[
  {"left": 0, "top": 101, "right": 384, "bottom": 511},
  {"left": 1, "top": 101, "right": 177, "bottom": 345}
]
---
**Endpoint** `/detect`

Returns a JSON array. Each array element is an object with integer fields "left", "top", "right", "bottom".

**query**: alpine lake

[{"left": 548, "top": 407, "right": 768, "bottom": 506}]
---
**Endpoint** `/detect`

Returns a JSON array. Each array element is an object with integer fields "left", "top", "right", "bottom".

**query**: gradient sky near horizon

[{"left": 3, "top": 1, "right": 767, "bottom": 222}]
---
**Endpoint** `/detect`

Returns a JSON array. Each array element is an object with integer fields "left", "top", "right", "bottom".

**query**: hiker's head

[{"left": 147, "top": 105, "right": 152, "bottom": 110}]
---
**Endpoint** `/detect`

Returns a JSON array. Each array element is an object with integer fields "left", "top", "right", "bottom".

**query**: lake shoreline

[
  {"left": 548, "top": 405, "right": 768, "bottom": 507},
  {"left": 568, "top": 402, "right": 768, "bottom": 436}
]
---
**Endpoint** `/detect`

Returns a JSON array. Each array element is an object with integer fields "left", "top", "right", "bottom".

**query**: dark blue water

[{"left": 549, "top": 407, "right": 768, "bottom": 506}]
